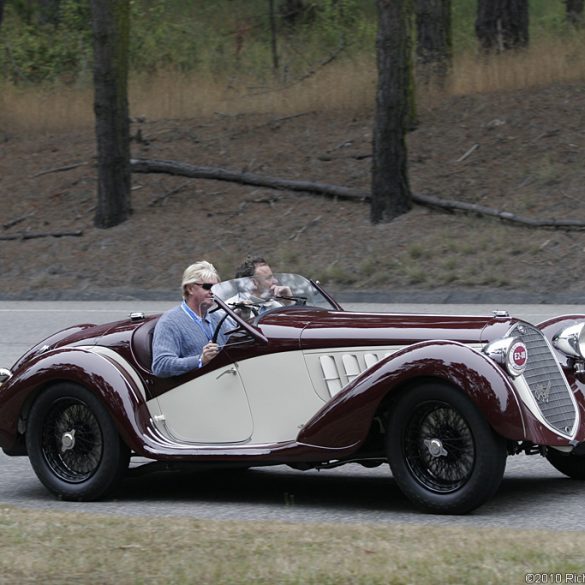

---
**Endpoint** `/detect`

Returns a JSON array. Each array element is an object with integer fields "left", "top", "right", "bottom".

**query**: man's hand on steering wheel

[
  {"left": 201, "top": 341, "right": 220, "bottom": 365},
  {"left": 271, "top": 284, "right": 291, "bottom": 296}
]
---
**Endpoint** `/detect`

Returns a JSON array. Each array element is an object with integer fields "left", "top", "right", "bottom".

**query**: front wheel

[
  {"left": 546, "top": 448, "right": 585, "bottom": 479},
  {"left": 26, "top": 383, "right": 130, "bottom": 501},
  {"left": 386, "top": 383, "right": 507, "bottom": 514}
]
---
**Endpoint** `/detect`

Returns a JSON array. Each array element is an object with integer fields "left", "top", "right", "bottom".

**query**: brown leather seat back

[{"left": 131, "top": 317, "right": 159, "bottom": 372}]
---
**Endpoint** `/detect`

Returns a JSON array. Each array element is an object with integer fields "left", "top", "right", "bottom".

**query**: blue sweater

[{"left": 151, "top": 304, "right": 229, "bottom": 378}]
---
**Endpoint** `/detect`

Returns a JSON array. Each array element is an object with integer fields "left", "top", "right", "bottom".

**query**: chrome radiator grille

[{"left": 511, "top": 323, "right": 576, "bottom": 435}]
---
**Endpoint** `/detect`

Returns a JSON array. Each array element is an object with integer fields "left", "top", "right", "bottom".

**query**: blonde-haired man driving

[{"left": 152, "top": 261, "right": 230, "bottom": 377}]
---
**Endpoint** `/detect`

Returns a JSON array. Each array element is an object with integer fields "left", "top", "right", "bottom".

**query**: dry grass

[
  {"left": 0, "top": 57, "right": 376, "bottom": 134},
  {"left": 3, "top": 37, "right": 585, "bottom": 134},
  {"left": 451, "top": 37, "right": 585, "bottom": 96},
  {"left": 0, "top": 506, "right": 584, "bottom": 584}
]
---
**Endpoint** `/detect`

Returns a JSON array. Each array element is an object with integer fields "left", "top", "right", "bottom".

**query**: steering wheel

[
  {"left": 230, "top": 301, "right": 261, "bottom": 321},
  {"left": 209, "top": 297, "right": 268, "bottom": 345}
]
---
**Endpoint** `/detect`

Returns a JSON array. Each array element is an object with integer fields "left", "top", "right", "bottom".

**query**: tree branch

[
  {"left": 3, "top": 212, "right": 35, "bottom": 229},
  {"left": 32, "top": 162, "right": 87, "bottom": 178}
]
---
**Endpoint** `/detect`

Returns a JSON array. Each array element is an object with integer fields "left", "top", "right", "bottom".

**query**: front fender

[
  {"left": 297, "top": 341, "right": 525, "bottom": 449},
  {"left": 0, "top": 348, "right": 150, "bottom": 454},
  {"left": 537, "top": 314, "right": 585, "bottom": 435},
  {"left": 536, "top": 314, "right": 585, "bottom": 360}
]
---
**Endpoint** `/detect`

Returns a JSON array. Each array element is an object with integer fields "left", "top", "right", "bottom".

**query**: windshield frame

[{"left": 212, "top": 273, "right": 342, "bottom": 312}]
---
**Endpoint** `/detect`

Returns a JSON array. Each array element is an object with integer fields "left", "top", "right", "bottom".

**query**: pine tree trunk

[
  {"left": 415, "top": 0, "right": 452, "bottom": 80},
  {"left": 90, "top": 0, "right": 132, "bottom": 229},
  {"left": 269, "top": 0, "right": 279, "bottom": 71},
  {"left": 370, "top": 0, "right": 413, "bottom": 224},
  {"left": 476, "top": 0, "right": 529, "bottom": 52},
  {"left": 566, "top": 0, "right": 585, "bottom": 26}
]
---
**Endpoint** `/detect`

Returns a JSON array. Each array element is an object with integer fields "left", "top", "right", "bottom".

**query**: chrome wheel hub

[
  {"left": 424, "top": 438, "right": 447, "bottom": 458},
  {"left": 61, "top": 430, "right": 76, "bottom": 453}
]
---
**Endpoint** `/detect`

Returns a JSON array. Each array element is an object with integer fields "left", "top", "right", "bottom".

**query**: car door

[
  {"left": 235, "top": 350, "right": 326, "bottom": 443},
  {"left": 151, "top": 363, "right": 253, "bottom": 444}
]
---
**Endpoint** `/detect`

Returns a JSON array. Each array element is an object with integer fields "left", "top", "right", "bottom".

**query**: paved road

[{"left": 1, "top": 301, "right": 585, "bottom": 529}]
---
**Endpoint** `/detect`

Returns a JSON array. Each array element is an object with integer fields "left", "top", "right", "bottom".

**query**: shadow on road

[{"left": 109, "top": 462, "right": 584, "bottom": 518}]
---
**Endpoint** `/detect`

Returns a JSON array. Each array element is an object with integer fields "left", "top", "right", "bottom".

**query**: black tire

[
  {"left": 26, "top": 383, "right": 130, "bottom": 501},
  {"left": 546, "top": 448, "right": 585, "bottom": 479},
  {"left": 386, "top": 383, "right": 507, "bottom": 514}
]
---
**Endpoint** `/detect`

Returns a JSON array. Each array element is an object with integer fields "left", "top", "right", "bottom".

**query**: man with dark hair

[
  {"left": 235, "top": 256, "right": 268, "bottom": 279},
  {"left": 228, "top": 256, "right": 292, "bottom": 318}
]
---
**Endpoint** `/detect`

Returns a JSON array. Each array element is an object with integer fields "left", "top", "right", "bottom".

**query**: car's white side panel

[
  {"left": 236, "top": 351, "right": 324, "bottom": 443},
  {"left": 151, "top": 364, "right": 253, "bottom": 443},
  {"left": 235, "top": 346, "right": 445, "bottom": 444},
  {"left": 149, "top": 352, "right": 326, "bottom": 445},
  {"left": 148, "top": 343, "right": 490, "bottom": 447}
]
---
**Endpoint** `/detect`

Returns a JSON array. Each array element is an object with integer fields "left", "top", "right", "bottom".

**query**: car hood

[{"left": 258, "top": 308, "right": 516, "bottom": 350}]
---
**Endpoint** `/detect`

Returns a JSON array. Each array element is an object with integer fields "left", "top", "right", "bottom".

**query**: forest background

[{"left": 1, "top": 0, "right": 585, "bottom": 302}]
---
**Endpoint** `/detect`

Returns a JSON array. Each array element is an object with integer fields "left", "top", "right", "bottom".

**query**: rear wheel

[
  {"left": 386, "top": 383, "right": 507, "bottom": 514},
  {"left": 546, "top": 448, "right": 585, "bottom": 479},
  {"left": 26, "top": 383, "right": 130, "bottom": 501}
]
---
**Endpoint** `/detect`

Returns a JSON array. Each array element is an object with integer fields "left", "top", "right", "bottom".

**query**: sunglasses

[{"left": 193, "top": 282, "right": 215, "bottom": 291}]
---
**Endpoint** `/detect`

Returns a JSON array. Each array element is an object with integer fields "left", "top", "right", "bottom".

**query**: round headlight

[
  {"left": 553, "top": 322, "right": 585, "bottom": 359},
  {"left": 484, "top": 337, "right": 528, "bottom": 377}
]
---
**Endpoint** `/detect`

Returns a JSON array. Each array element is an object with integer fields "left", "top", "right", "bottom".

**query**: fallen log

[
  {"left": 131, "top": 158, "right": 368, "bottom": 202},
  {"left": 411, "top": 193, "right": 585, "bottom": 230},
  {"left": 130, "top": 158, "right": 585, "bottom": 231},
  {"left": 0, "top": 230, "right": 83, "bottom": 241}
]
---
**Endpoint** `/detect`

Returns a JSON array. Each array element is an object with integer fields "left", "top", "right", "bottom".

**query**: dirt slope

[{"left": 2, "top": 82, "right": 585, "bottom": 302}]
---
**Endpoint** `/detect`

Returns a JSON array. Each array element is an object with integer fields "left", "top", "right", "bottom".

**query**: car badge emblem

[
  {"left": 511, "top": 342, "right": 527, "bottom": 369},
  {"left": 534, "top": 380, "right": 552, "bottom": 403}
]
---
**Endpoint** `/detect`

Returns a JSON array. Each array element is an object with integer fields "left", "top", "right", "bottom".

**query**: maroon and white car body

[{"left": 1, "top": 274, "right": 585, "bottom": 514}]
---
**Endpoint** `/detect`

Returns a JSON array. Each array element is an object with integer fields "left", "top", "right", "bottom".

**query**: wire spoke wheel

[
  {"left": 386, "top": 383, "right": 507, "bottom": 514},
  {"left": 404, "top": 402, "right": 475, "bottom": 493},
  {"left": 42, "top": 398, "right": 104, "bottom": 483},
  {"left": 26, "top": 383, "right": 130, "bottom": 501}
]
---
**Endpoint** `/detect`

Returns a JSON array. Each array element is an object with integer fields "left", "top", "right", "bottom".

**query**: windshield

[{"left": 212, "top": 273, "right": 337, "bottom": 312}]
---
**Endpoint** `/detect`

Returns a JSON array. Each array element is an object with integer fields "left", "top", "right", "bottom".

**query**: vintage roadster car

[{"left": 1, "top": 274, "right": 585, "bottom": 514}]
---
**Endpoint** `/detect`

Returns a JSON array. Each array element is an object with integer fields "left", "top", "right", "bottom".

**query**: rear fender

[
  {"left": 0, "top": 348, "right": 150, "bottom": 454},
  {"left": 297, "top": 341, "right": 525, "bottom": 449}
]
